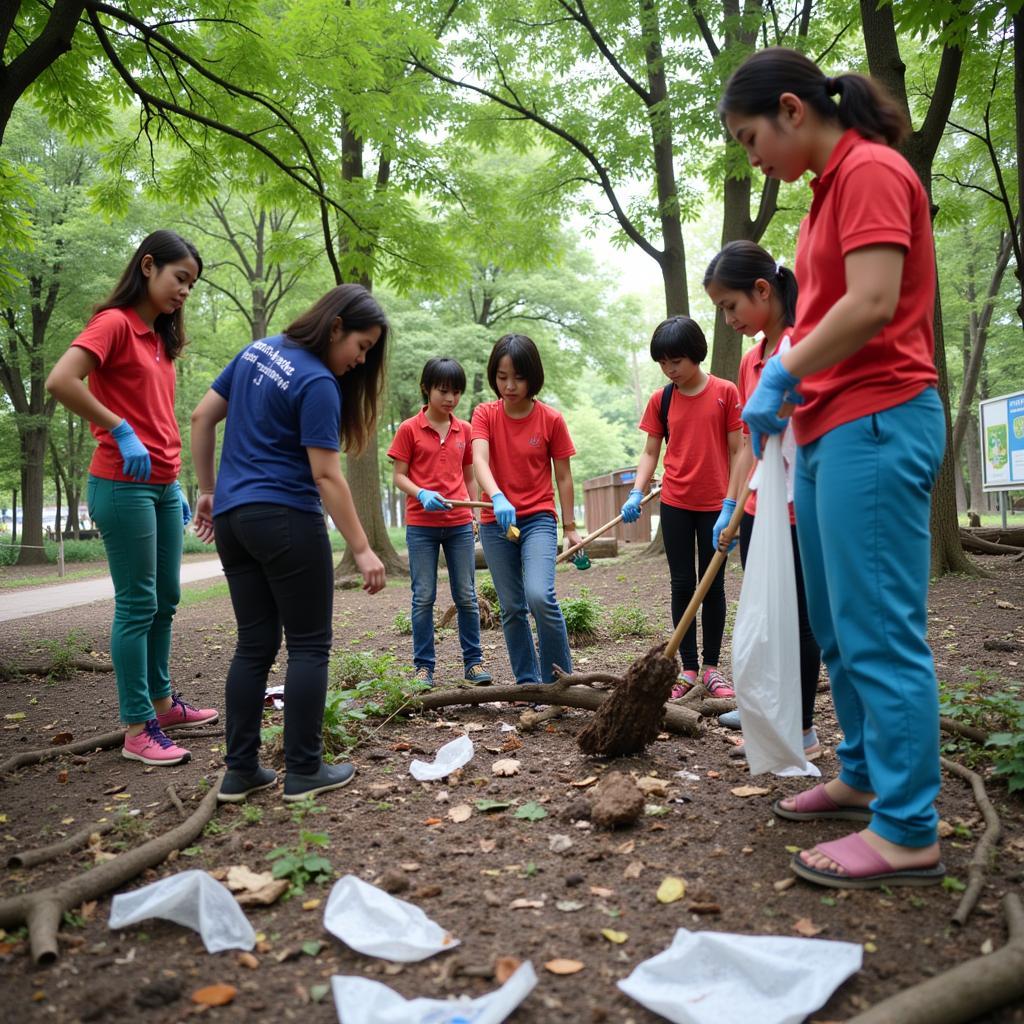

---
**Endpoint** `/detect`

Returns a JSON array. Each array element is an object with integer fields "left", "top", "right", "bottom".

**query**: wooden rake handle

[
  {"left": 443, "top": 499, "right": 493, "bottom": 509},
  {"left": 556, "top": 486, "right": 662, "bottom": 564},
  {"left": 662, "top": 484, "right": 751, "bottom": 661}
]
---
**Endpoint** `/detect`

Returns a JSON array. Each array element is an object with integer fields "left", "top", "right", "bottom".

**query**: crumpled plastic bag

[
  {"left": 733, "top": 433, "right": 819, "bottom": 778},
  {"left": 331, "top": 961, "right": 537, "bottom": 1024},
  {"left": 617, "top": 927, "right": 862, "bottom": 1024},
  {"left": 409, "top": 734, "right": 474, "bottom": 781},
  {"left": 324, "top": 875, "right": 460, "bottom": 961},
  {"left": 108, "top": 869, "right": 255, "bottom": 953}
]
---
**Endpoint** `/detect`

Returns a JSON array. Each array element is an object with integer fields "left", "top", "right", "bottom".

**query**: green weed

[
  {"left": 267, "top": 830, "right": 332, "bottom": 896},
  {"left": 476, "top": 572, "right": 498, "bottom": 605},
  {"left": 608, "top": 603, "right": 653, "bottom": 639},
  {"left": 37, "top": 630, "right": 92, "bottom": 680},
  {"left": 392, "top": 611, "right": 413, "bottom": 635},
  {"left": 560, "top": 587, "right": 602, "bottom": 646}
]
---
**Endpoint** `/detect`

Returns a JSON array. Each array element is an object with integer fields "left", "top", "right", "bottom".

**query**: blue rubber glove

[
  {"left": 620, "top": 488, "right": 643, "bottom": 524},
  {"left": 712, "top": 498, "right": 737, "bottom": 553},
  {"left": 741, "top": 354, "right": 803, "bottom": 458},
  {"left": 174, "top": 483, "right": 192, "bottom": 528},
  {"left": 417, "top": 488, "right": 449, "bottom": 512},
  {"left": 490, "top": 491, "right": 517, "bottom": 532},
  {"left": 109, "top": 419, "right": 152, "bottom": 481}
]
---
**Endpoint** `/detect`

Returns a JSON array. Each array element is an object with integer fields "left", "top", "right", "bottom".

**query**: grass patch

[{"left": 178, "top": 580, "right": 230, "bottom": 607}]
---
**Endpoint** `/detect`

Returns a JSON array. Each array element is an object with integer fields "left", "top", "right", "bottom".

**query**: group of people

[{"left": 45, "top": 47, "right": 947, "bottom": 889}]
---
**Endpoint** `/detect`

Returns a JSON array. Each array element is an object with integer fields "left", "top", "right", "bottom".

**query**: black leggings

[
  {"left": 739, "top": 512, "right": 821, "bottom": 730},
  {"left": 215, "top": 504, "right": 333, "bottom": 774},
  {"left": 660, "top": 502, "right": 726, "bottom": 672}
]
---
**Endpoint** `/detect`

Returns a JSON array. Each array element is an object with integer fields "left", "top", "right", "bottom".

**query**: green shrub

[
  {"left": 476, "top": 572, "right": 498, "bottom": 605},
  {"left": 560, "top": 587, "right": 602, "bottom": 646},
  {"left": 393, "top": 610, "right": 413, "bottom": 635},
  {"left": 608, "top": 603, "right": 653, "bottom": 639}
]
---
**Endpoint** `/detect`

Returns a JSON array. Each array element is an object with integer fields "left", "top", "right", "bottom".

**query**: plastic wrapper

[{"left": 409, "top": 734, "right": 474, "bottom": 781}]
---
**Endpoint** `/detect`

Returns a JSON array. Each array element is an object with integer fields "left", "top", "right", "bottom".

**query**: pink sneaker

[
  {"left": 670, "top": 671, "right": 698, "bottom": 700},
  {"left": 123, "top": 720, "right": 191, "bottom": 766},
  {"left": 701, "top": 667, "right": 735, "bottom": 699},
  {"left": 156, "top": 691, "right": 219, "bottom": 731}
]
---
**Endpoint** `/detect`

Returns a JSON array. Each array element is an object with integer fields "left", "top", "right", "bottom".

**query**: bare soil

[{"left": 1, "top": 547, "right": 1022, "bottom": 1024}]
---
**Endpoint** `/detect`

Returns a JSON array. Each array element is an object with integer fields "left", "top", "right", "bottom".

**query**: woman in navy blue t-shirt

[{"left": 191, "top": 285, "right": 387, "bottom": 804}]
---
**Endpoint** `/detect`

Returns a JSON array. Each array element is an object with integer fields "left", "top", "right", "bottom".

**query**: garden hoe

[{"left": 556, "top": 485, "right": 662, "bottom": 570}]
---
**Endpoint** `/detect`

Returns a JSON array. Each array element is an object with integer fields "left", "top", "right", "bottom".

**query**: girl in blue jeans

[
  {"left": 471, "top": 335, "right": 582, "bottom": 686},
  {"left": 388, "top": 358, "right": 489, "bottom": 687}
]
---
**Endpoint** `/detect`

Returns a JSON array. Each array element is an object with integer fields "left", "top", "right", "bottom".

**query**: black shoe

[
  {"left": 217, "top": 766, "right": 278, "bottom": 803},
  {"left": 283, "top": 763, "right": 356, "bottom": 802}
]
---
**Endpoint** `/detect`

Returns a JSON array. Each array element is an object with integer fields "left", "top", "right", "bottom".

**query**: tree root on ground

[
  {"left": 7, "top": 821, "right": 117, "bottom": 870},
  {"left": 408, "top": 673, "right": 702, "bottom": 738},
  {"left": 0, "top": 656, "right": 114, "bottom": 681},
  {"left": 939, "top": 717, "right": 990, "bottom": 745},
  {"left": 438, "top": 596, "right": 500, "bottom": 631},
  {"left": 941, "top": 757, "right": 1002, "bottom": 927},
  {"left": 0, "top": 726, "right": 224, "bottom": 776},
  {"left": 846, "top": 894, "right": 1024, "bottom": 1024},
  {"left": 0, "top": 773, "right": 223, "bottom": 964}
]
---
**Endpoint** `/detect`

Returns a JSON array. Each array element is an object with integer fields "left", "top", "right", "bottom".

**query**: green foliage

[
  {"left": 560, "top": 587, "right": 602, "bottom": 646},
  {"left": 514, "top": 801, "right": 548, "bottom": 822},
  {"left": 267, "top": 830, "right": 333, "bottom": 896},
  {"left": 38, "top": 630, "right": 91, "bottom": 680},
  {"left": 392, "top": 610, "right": 413, "bottom": 635},
  {"left": 476, "top": 573, "right": 498, "bottom": 605},
  {"left": 608, "top": 603, "right": 653, "bottom": 640}
]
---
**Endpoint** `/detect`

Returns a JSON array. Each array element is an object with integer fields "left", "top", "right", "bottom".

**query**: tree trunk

[
  {"left": 967, "top": 410, "right": 984, "bottom": 511},
  {"left": 16, "top": 426, "right": 48, "bottom": 566},
  {"left": 1014, "top": 8, "right": 1024, "bottom": 326}
]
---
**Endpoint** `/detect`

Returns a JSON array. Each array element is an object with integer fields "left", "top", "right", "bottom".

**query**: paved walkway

[{"left": 0, "top": 558, "right": 225, "bottom": 623}]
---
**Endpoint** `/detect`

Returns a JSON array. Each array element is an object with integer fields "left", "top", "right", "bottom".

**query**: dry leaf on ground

[
  {"left": 448, "top": 803, "right": 473, "bottom": 823},
  {"left": 730, "top": 785, "right": 771, "bottom": 798},
  {"left": 794, "top": 917, "right": 824, "bottom": 937},
  {"left": 509, "top": 898, "right": 545, "bottom": 910},
  {"left": 544, "top": 959, "right": 585, "bottom": 975},
  {"left": 601, "top": 929, "right": 628, "bottom": 944},
  {"left": 192, "top": 984, "right": 237, "bottom": 1006},
  {"left": 656, "top": 877, "right": 686, "bottom": 904},
  {"left": 492, "top": 758, "right": 521, "bottom": 777}
]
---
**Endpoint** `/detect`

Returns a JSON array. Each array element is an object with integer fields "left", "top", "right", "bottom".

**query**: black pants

[
  {"left": 660, "top": 502, "right": 726, "bottom": 672},
  {"left": 739, "top": 512, "right": 821, "bottom": 730},
  {"left": 215, "top": 504, "right": 333, "bottom": 774}
]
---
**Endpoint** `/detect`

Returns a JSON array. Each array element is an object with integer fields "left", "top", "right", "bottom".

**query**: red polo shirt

[
  {"left": 471, "top": 399, "right": 575, "bottom": 523},
  {"left": 791, "top": 129, "right": 938, "bottom": 446},
  {"left": 738, "top": 337, "right": 795, "bottom": 524},
  {"left": 639, "top": 376, "right": 742, "bottom": 511},
  {"left": 73, "top": 307, "right": 181, "bottom": 484},
  {"left": 387, "top": 410, "right": 474, "bottom": 527}
]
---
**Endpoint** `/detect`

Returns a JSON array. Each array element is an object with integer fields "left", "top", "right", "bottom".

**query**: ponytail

[
  {"left": 704, "top": 240, "right": 798, "bottom": 328},
  {"left": 720, "top": 47, "right": 909, "bottom": 148}
]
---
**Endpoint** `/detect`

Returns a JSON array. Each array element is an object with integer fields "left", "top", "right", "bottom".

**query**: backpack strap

[{"left": 659, "top": 382, "right": 674, "bottom": 443}]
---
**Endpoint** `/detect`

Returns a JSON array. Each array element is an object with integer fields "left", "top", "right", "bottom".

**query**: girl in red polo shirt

[
  {"left": 621, "top": 317, "right": 743, "bottom": 699},
  {"left": 721, "top": 48, "right": 946, "bottom": 888},
  {"left": 472, "top": 335, "right": 582, "bottom": 686},
  {"left": 388, "top": 357, "right": 490, "bottom": 687},
  {"left": 704, "top": 240, "right": 822, "bottom": 760},
  {"left": 46, "top": 230, "right": 217, "bottom": 768}
]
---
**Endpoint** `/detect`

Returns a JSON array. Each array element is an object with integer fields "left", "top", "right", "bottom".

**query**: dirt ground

[{"left": 1, "top": 545, "right": 1023, "bottom": 1024}]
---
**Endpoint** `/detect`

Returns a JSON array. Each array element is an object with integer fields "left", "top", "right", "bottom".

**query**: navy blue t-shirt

[{"left": 211, "top": 336, "right": 342, "bottom": 516}]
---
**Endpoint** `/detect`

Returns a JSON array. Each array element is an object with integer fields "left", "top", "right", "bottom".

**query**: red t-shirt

[
  {"left": 471, "top": 399, "right": 575, "bottom": 523},
  {"left": 791, "top": 130, "right": 938, "bottom": 446},
  {"left": 386, "top": 410, "right": 473, "bottom": 527},
  {"left": 738, "top": 337, "right": 795, "bottom": 525},
  {"left": 639, "top": 375, "right": 741, "bottom": 512},
  {"left": 73, "top": 307, "right": 180, "bottom": 484}
]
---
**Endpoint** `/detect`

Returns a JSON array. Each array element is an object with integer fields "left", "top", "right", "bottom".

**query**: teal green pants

[{"left": 87, "top": 476, "right": 182, "bottom": 724}]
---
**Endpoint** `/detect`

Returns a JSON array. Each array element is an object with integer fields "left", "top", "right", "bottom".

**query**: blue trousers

[
  {"left": 480, "top": 514, "right": 572, "bottom": 684},
  {"left": 88, "top": 476, "right": 182, "bottom": 724},
  {"left": 406, "top": 523, "right": 483, "bottom": 673},
  {"left": 794, "top": 388, "right": 945, "bottom": 847}
]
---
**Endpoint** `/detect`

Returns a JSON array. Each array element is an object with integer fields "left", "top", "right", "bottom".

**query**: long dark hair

[
  {"left": 283, "top": 284, "right": 388, "bottom": 454},
  {"left": 720, "top": 47, "right": 909, "bottom": 148},
  {"left": 704, "top": 241, "right": 798, "bottom": 328},
  {"left": 97, "top": 230, "right": 202, "bottom": 360}
]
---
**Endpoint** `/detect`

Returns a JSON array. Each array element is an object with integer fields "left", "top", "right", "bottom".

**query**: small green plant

[
  {"left": 608, "top": 603, "right": 653, "bottom": 639},
  {"left": 393, "top": 610, "right": 413, "bottom": 635},
  {"left": 241, "top": 803, "right": 263, "bottom": 826},
  {"left": 38, "top": 630, "right": 91, "bottom": 680},
  {"left": 267, "top": 830, "right": 333, "bottom": 896},
  {"left": 560, "top": 587, "right": 602, "bottom": 646},
  {"left": 476, "top": 572, "right": 498, "bottom": 605}
]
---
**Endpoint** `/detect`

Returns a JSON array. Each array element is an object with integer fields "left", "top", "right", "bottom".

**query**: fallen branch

[
  {"left": 7, "top": 821, "right": 116, "bottom": 870},
  {"left": 0, "top": 773, "right": 223, "bottom": 964},
  {"left": 408, "top": 678, "right": 702, "bottom": 737},
  {"left": 519, "top": 705, "right": 565, "bottom": 731},
  {"left": 0, "top": 656, "right": 114, "bottom": 680},
  {"left": 846, "top": 893, "right": 1024, "bottom": 1024},
  {"left": 940, "top": 717, "right": 990, "bottom": 745},
  {"left": 165, "top": 784, "right": 186, "bottom": 820},
  {"left": 958, "top": 529, "right": 1024, "bottom": 558},
  {"left": 941, "top": 757, "right": 1002, "bottom": 927}
]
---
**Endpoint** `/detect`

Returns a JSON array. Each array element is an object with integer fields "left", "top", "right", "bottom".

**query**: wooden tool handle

[
  {"left": 555, "top": 486, "right": 662, "bottom": 564},
  {"left": 443, "top": 499, "right": 493, "bottom": 509},
  {"left": 662, "top": 484, "right": 750, "bottom": 661}
]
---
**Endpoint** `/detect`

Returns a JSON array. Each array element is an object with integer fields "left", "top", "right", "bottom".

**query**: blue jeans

[
  {"left": 794, "top": 388, "right": 945, "bottom": 847},
  {"left": 406, "top": 523, "right": 483, "bottom": 674},
  {"left": 480, "top": 514, "right": 572, "bottom": 684},
  {"left": 87, "top": 476, "right": 182, "bottom": 723}
]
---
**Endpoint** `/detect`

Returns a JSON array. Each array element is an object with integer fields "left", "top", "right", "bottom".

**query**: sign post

[{"left": 978, "top": 390, "right": 1024, "bottom": 521}]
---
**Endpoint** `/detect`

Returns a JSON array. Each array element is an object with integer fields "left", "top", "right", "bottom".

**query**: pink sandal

[
  {"left": 771, "top": 783, "right": 873, "bottom": 822},
  {"left": 791, "top": 832, "right": 945, "bottom": 889}
]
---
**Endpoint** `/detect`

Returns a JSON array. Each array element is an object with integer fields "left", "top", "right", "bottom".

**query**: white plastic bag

[
  {"left": 733, "top": 434, "right": 818, "bottom": 777},
  {"left": 409, "top": 734, "right": 474, "bottom": 781},
  {"left": 108, "top": 869, "right": 255, "bottom": 953},
  {"left": 331, "top": 961, "right": 537, "bottom": 1024},
  {"left": 617, "top": 927, "right": 862, "bottom": 1024},
  {"left": 324, "top": 875, "right": 460, "bottom": 961}
]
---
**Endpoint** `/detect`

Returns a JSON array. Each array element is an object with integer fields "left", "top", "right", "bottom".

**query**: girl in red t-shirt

[
  {"left": 704, "top": 240, "right": 822, "bottom": 759},
  {"left": 720, "top": 48, "right": 946, "bottom": 889},
  {"left": 471, "top": 334, "right": 582, "bottom": 686},
  {"left": 621, "top": 317, "right": 742, "bottom": 699},
  {"left": 45, "top": 230, "right": 217, "bottom": 768}
]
